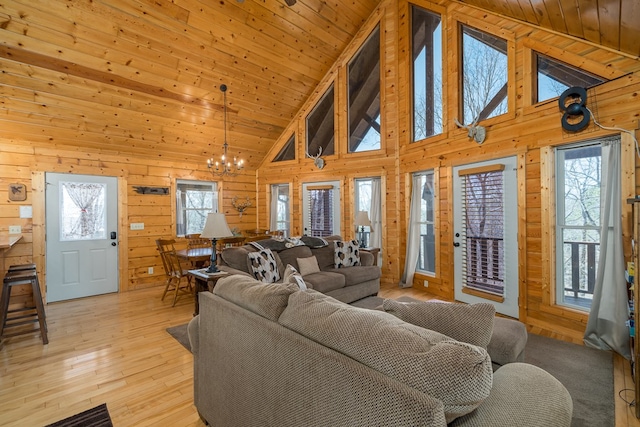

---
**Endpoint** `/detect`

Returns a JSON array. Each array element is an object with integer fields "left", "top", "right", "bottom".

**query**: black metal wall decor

[
  {"left": 558, "top": 86, "right": 591, "bottom": 132},
  {"left": 133, "top": 186, "right": 169, "bottom": 195}
]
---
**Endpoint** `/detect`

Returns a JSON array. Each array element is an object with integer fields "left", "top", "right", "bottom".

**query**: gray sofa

[
  {"left": 188, "top": 274, "right": 573, "bottom": 427},
  {"left": 218, "top": 236, "right": 380, "bottom": 303}
]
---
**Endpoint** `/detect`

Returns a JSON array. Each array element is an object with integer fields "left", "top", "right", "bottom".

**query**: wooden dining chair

[
  {"left": 185, "top": 233, "right": 211, "bottom": 268},
  {"left": 156, "top": 239, "right": 193, "bottom": 307}
]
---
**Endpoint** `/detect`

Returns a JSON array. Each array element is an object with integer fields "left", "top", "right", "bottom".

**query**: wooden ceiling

[
  {"left": 459, "top": 0, "right": 640, "bottom": 58},
  {"left": 0, "top": 0, "right": 638, "bottom": 167}
]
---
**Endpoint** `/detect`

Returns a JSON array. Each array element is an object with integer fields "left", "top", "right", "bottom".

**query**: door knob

[
  {"left": 453, "top": 242, "right": 460, "bottom": 247},
  {"left": 111, "top": 242, "right": 117, "bottom": 246}
]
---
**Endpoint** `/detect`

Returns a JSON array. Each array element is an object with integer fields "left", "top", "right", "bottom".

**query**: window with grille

[
  {"left": 459, "top": 165, "right": 505, "bottom": 297},
  {"left": 176, "top": 180, "right": 218, "bottom": 237}
]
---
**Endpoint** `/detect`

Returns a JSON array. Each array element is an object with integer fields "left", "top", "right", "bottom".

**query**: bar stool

[
  {"left": 0, "top": 268, "right": 48, "bottom": 345},
  {"left": 8, "top": 263, "right": 36, "bottom": 273}
]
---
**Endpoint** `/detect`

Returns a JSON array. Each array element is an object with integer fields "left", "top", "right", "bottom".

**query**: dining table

[{"left": 176, "top": 247, "right": 213, "bottom": 268}]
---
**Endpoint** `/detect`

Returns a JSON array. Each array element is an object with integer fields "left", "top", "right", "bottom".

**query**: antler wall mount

[
  {"left": 306, "top": 147, "right": 325, "bottom": 169},
  {"left": 454, "top": 117, "right": 486, "bottom": 145},
  {"left": 231, "top": 196, "right": 252, "bottom": 217}
]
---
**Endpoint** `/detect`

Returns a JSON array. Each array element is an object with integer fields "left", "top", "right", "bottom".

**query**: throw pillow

[
  {"left": 247, "top": 248, "right": 280, "bottom": 283},
  {"left": 297, "top": 256, "right": 320, "bottom": 276},
  {"left": 282, "top": 264, "right": 308, "bottom": 290},
  {"left": 382, "top": 299, "right": 496, "bottom": 349},
  {"left": 334, "top": 239, "right": 360, "bottom": 268}
]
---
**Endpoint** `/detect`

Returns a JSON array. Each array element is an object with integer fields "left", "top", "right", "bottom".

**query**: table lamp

[
  {"left": 354, "top": 211, "right": 372, "bottom": 248},
  {"left": 200, "top": 212, "right": 233, "bottom": 273}
]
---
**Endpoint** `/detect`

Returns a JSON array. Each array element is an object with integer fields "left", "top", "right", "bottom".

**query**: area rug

[
  {"left": 45, "top": 403, "right": 113, "bottom": 427},
  {"left": 167, "top": 323, "right": 191, "bottom": 352},
  {"left": 524, "top": 333, "right": 613, "bottom": 427}
]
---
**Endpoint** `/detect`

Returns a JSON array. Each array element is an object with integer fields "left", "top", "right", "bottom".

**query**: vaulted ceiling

[{"left": 0, "top": 0, "right": 638, "bottom": 167}]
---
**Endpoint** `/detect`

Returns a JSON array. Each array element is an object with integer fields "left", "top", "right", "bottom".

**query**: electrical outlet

[
  {"left": 423, "top": 280, "right": 429, "bottom": 288},
  {"left": 130, "top": 223, "right": 144, "bottom": 230},
  {"left": 8, "top": 225, "right": 21, "bottom": 234},
  {"left": 148, "top": 267, "right": 154, "bottom": 275}
]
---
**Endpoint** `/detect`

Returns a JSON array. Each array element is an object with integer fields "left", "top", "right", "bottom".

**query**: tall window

[
  {"left": 306, "top": 85, "right": 335, "bottom": 157},
  {"left": 176, "top": 180, "right": 218, "bottom": 236},
  {"left": 461, "top": 25, "right": 508, "bottom": 124},
  {"left": 536, "top": 54, "right": 605, "bottom": 103},
  {"left": 355, "top": 178, "right": 373, "bottom": 245},
  {"left": 348, "top": 26, "right": 380, "bottom": 153},
  {"left": 270, "top": 184, "right": 290, "bottom": 237},
  {"left": 415, "top": 172, "right": 435, "bottom": 274},
  {"left": 412, "top": 6, "right": 442, "bottom": 141},
  {"left": 555, "top": 142, "right": 605, "bottom": 310}
]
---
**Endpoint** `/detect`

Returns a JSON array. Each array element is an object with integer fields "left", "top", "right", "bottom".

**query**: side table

[
  {"left": 361, "top": 247, "right": 380, "bottom": 266},
  {"left": 188, "top": 269, "right": 229, "bottom": 316}
]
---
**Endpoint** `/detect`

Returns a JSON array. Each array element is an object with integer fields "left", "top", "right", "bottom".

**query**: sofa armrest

[
  {"left": 450, "top": 363, "right": 572, "bottom": 427},
  {"left": 218, "top": 265, "right": 253, "bottom": 277},
  {"left": 360, "top": 250, "right": 374, "bottom": 266}
]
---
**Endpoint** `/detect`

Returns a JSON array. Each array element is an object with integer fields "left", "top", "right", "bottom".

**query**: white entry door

[
  {"left": 46, "top": 173, "right": 119, "bottom": 302},
  {"left": 452, "top": 157, "right": 519, "bottom": 318}
]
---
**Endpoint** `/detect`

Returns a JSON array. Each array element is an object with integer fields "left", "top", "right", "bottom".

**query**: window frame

[
  {"left": 175, "top": 179, "right": 218, "bottom": 237},
  {"left": 554, "top": 141, "right": 605, "bottom": 312},
  {"left": 347, "top": 25, "right": 381, "bottom": 153},
  {"left": 270, "top": 183, "right": 291, "bottom": 237},
  {"left": 413, "top": 170, "right": 436, "bottom": 276},
  {"left": 411, "top": 5, "right": 443, "bottom": 143}
]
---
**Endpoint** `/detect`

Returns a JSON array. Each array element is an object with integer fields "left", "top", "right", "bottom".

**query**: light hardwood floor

[{"left": 0, "top": 283, "right": 637, "bottom": 426}]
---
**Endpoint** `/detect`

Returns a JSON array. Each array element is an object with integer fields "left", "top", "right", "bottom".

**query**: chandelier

[{"left": 207, "top": 84, "right": 244, "bottom": 176}]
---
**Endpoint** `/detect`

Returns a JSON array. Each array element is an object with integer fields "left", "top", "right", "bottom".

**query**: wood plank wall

[
  {"left": 256, "top": 0, "right": 640, "bottom": 340},
  {"left": 0, "top": 142, "right": 256, "bottom": 308},
  {"left": 1, "top": 0, "right": 640, "bottom": 340}
]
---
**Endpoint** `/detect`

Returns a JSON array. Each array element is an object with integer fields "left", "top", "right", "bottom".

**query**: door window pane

[
  {"left": 308, "top": 188, "right": 334, "bottom": 237},
  {"left": 412, "top": 6, "right": 443, "bottom": 141},
  {"left": 459, "top": 168, "right": 505, "bottom": 296},
  {"left": 60, "top": 182, "right": 106, "bottom": 241},
  {"left": 461, "top": 25, "right": 508, "bottom": 124}
]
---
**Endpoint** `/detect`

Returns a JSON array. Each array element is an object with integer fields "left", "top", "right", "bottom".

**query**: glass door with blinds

[
  {"left": 452, "top": 157, "right": 519, "bottom": 318},
  {"left": 302, "top": 181, "right": 341, "bottom": 237}
]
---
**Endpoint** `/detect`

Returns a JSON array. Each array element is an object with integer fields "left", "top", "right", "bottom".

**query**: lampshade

[
  {"left": 354, "top": 211, "right": 372, "bottom": 227},
  {"left": 200, "top": 212, "right": 233, "bottom": 239}
]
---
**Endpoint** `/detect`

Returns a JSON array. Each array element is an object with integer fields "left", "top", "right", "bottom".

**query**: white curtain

[
  {"left": 176, "top": 189, "right": 185, "bottom": 236},
  {"left": 270, "top": 185, "right": 279, "bottom": 232},
  {"left": 584, "top": 137, "right": 631, "bottom": 359},
  {"left": 369, "top": 178, "right": 382, "bottom": 250},
  {"left": 400, "top": 174, "right": 423, "bottom": 288},
  {"left": 64, "top": 183, "right": 104, "bottom": 238}
]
